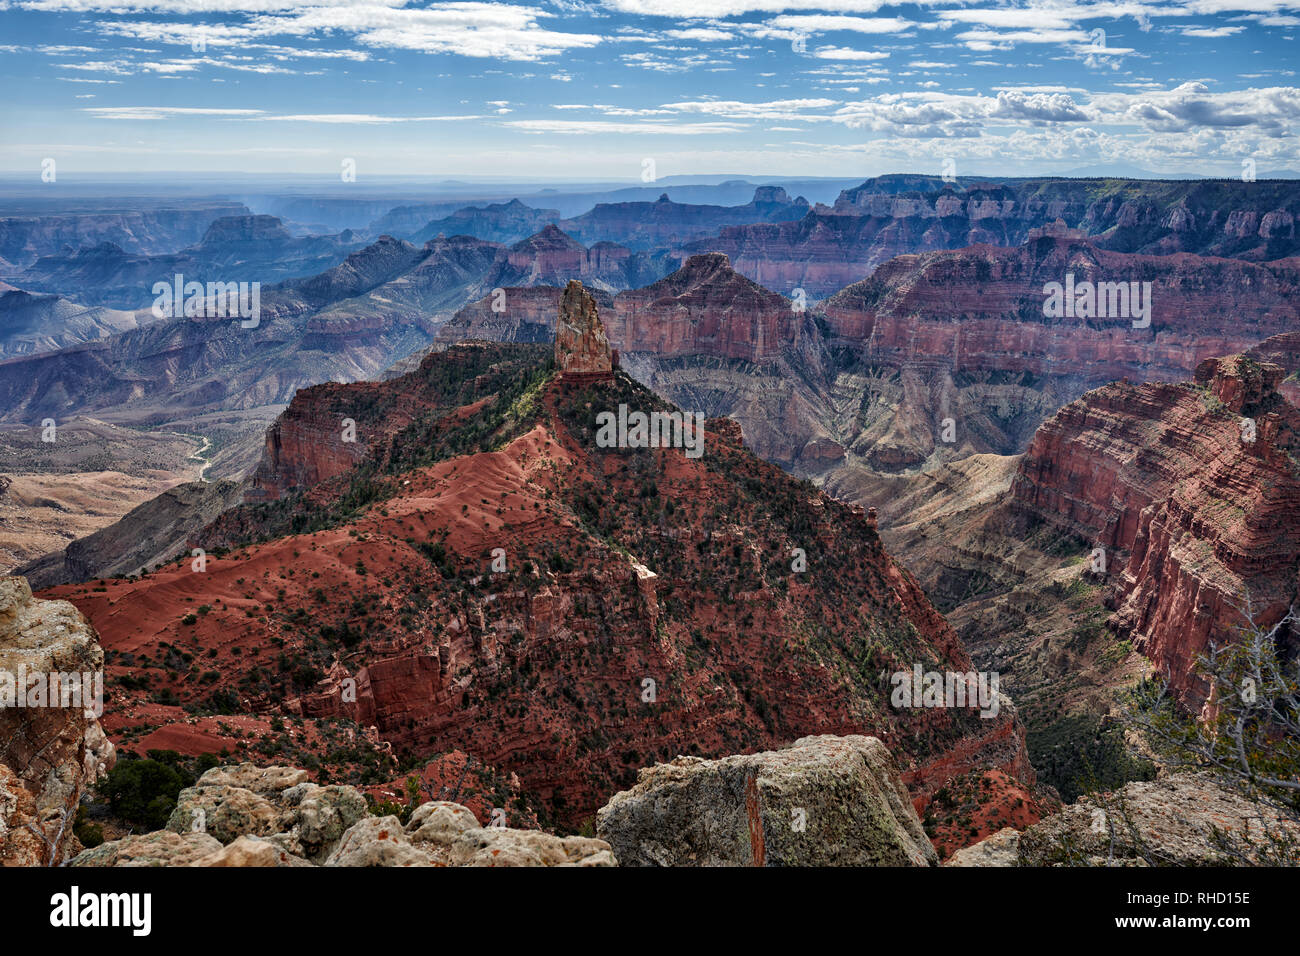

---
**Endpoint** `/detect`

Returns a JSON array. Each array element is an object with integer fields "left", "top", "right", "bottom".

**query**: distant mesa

[
  {"left": 1026, "top": 218, "right": 1087, "bottom": 241},
  {"left": 555, "top": 279, "right": 615, "bottom": 384}
]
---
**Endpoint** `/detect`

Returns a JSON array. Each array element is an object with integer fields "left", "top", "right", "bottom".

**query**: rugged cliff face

[
  {"left": 609, "top": 252, "right": 804, "bottom": 364},
  {"left": 554, "top": 280, "right": 613, "bottom": 381},
  {"left": 0, "top": 288, "right": 143, "bottom": 359},
  {"left": 822, "top": 236, "right": 1300, "bottom": 380},
  {"left": 50, "top": 341, "right": 1041, "bottom": 846},
  {"left": 1011, "top": 355, "right": 1300, "bottom": 706},
  {"left": 19, "top": 216, "right": 366, "bottom": 309},
  {"left": 680, "top": 177, "right": 1300, "bottom": 298},
  {"left": 0, "top": 575, "right": 115, "bottom": 865},
  {"left": 412, "top": 199, "right": 562, "bottom": 245},
  {"left": 808, "top": 236, "right": 1300, "bottom": 474}
]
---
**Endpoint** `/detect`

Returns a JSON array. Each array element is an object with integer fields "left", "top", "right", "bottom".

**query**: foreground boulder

[
  {"left": 946, "top": 773, "right": 1300, "bottom": 866},
  {"left": 73, "top": 763, "right": 614, "bottom": 867},
  {"left": 597, "top": 735, "right": 937, "bottom": 866},
  {"left": 0, "top": 575, "right": 115, "bottom": 865}
]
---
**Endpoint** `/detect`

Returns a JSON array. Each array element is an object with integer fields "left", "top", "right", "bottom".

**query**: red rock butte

[{"left": 555, "top": 279, "right": 615, "bottom": 384}]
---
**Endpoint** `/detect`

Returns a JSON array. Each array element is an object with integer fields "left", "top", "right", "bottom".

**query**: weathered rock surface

[
  {"left": 608, "top": 253, "right": 804, "bottom": 364},
  {"left": 0, "top": 575, "right": 114, "bottom": 865},
  {"left": 157, "top": 763, "right": 367, "bottom": 862},
  {"left": 74, "top": 762, "right": 613, "bottom": 867},
  {"left": 555, "top": 280, "right": 613, "bottom": 381},
  {"left": 597, "top": 735, "right": 938, "bottom": 867},
  {"left": 951, "top": 773, "right": 1300, "bottom": 866},
  {"left": 71, "top": 829, "right": 223, "bottom": 867},
  {"left": 944, "top": 826, "right": 1022, "bottom": 866}
]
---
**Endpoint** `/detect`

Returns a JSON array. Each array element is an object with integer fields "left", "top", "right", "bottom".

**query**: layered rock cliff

[
  {"left": 1011, "top": 355, "right": 1300, "bottom": 705},
  {"left": 0, "top": 202, "right": 247, "bottom": 269},
  {"left": 822, "top": 236, "right": 1300, "bottom": 381},
  {"left": 681, "top": 177, "right": 1300, "bottom": 298},
  {"left": 608, "top": 252, "right": 803, "bottom": 364}
]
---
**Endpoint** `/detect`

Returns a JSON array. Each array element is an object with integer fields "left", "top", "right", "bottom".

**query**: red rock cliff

[{"left": 1011, "top": 354, "right": 1300, "bottom": 705}]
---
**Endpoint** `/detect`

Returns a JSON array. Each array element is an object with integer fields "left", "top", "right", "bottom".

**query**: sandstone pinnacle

[{"left": 555, "top": 279, "right": 613, "bottom": 383}]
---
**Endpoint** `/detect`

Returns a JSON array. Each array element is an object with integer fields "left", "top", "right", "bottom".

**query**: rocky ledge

[
  {"left": 73, "top": 763, "right": 615, "bottom": 867},
  {"left": 947, "top": 773, "right": 1300, "bottom": 867},
  {"left": 597, "top": 735, "right": 938, "bottom": 867},
  {"left": 0, "top": 575, "right": 115, "bottom": 865}
]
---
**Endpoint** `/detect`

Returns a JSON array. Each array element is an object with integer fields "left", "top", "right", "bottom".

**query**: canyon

[{"left": 5, "top": 174, "right": 1299, "bottom": 869}]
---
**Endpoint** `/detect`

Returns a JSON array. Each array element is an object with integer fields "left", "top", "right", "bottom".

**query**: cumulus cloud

[
  {"left": 1093, "top": 81, "right": 1300, "bottom": 132},
  {"left": 989, "top": 90, "right": 1090, "bottom": 123}
]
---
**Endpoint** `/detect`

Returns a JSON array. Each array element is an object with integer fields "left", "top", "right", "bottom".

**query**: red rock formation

[
  {"left": 822, "top": 237, "right": 1300, "bottom": 384},
  {"left": 1011, "top": 355, "right": 1300, "bottom": 705},
  {"left": 434, "top": 285, "right": 614, "bottom": 347},
  {"left": 48, "top": 343, "right": 1036, "bottom": 844},
  {"left": 555, "top": 280, "right": 613, "bottom": 382},
  {"left": 608, "top": 253, "right": 801, "bottom": 363},
  {"left": 473, "top": 225, "right": 645, "bottom": 295},
  {"left": 441, "top": 254, "right": 801, "bottom": 365},
  {"left": 244, "top": 382, "right": 381, "bottom": 502},
  {"left": 681, "top": 177, "right": 1300, "bottom": 298}
]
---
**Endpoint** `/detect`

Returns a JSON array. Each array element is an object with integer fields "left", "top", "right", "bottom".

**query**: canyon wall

[{"left": 1010, "top": 355, "right": 1300, "bottom": 705}]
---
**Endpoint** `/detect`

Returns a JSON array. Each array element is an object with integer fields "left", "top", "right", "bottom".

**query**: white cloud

[
  {"left": 1179, "top": 24, "right": 1247, "bottom": 36},
  {"left": 504, "top": 118, "right": 745, "bottom": 133},
  {"left": 84, "top": 106, "right": 266, "bottom": 119},
  {"left": 665, "top": 27, "right": 736, "bottom": 40},
  {"left": 767, "top": 14, "right": 914, "bottom": 34},
  {"left": 813, "top": 46, "right": 890, "bottom": 60},
  {"left": 258, "top": 113, "right": 486, "bottom": 122},
  {"left": 73, "top": 2, "right": 605, "bottom": 62}
]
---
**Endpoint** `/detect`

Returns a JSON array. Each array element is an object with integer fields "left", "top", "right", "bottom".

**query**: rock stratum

[
  {"left": 682, "top": 177, "right": 1300, "bottom": 298},
  {"left": 1011, "top": 354, "right": 1300, "bottom": 707}
]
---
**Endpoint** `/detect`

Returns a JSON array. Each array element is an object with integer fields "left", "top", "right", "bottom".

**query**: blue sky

[{"left": 1, "top": 0, "right": 1298, "bottom": 179}]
